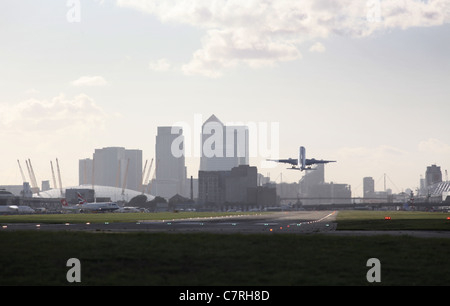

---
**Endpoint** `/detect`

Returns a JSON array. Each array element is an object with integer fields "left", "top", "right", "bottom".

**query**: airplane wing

[
  {"left": 266, "top": 158, "right": 298, "bottom": 166},
  {"left": 305, "top": 159, "right": 336, "bottom": 166},
  {"left": 267, "top": 147, "right": 337, "bottom": 171}
]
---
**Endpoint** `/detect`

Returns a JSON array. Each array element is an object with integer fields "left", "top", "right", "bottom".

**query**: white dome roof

[{"left": 33, "top": 185, "right": 155, "bottom": 202}]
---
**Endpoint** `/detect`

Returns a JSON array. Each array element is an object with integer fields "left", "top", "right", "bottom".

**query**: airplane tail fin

[
  {"left": 299, "top": 146, "right": 306, "bottom": 170},
  {"left": 77, "top": 192, "right": 87, "bottom": 205},
  {"left": 60, "top": 199, "right": 69, "bottom": 206}
]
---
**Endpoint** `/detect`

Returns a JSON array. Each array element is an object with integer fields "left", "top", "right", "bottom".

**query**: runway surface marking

[{"left": 0, "top": 211, "right": 338, "bottom": 234}]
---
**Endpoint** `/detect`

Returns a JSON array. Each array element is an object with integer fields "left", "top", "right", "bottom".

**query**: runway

[{"left": 0, "top": 211, "right": 338, "bottom": 234}]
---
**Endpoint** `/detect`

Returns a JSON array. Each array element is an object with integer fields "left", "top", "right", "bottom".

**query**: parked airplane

[
  {"left": 0, "top": 205, "right": 35, "bottom": 214},
  {"left": 0, "top": 205, "right": 17, "bottom": 214},
  {"left": 15, "top": 206, "right": 36, "bottom": 214},
  {"left": 60, "top": 199, "right": 80, "bottom": 212},
  {"left": 60, "top": 193, "right": 120, "bottom": 213},
  {"left": 115, "top": 206, "right": 140, "bottom": 213},
  {"left": 267, "top": 146, "right": 336, "bottom": 171}
]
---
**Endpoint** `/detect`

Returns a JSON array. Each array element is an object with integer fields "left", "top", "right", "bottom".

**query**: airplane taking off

[
  {"left": 60, "top": 193, "right": 120, "bottom": 213},
  {"left": 267, "top": 146, "right": 336, "bottom": 171}
]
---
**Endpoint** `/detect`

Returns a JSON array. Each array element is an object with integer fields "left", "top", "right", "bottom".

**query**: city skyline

[{"left": 0, "top": 1, "right": 449, "bottom": 197}]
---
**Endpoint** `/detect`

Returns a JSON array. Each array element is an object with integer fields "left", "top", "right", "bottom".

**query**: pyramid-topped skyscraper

[{"left": 199, "top": 114, "right": 249, "bottom": 171}]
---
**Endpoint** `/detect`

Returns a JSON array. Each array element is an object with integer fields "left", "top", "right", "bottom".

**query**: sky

[{"left": 0, "top": 0, "right": 449, "bottom": 197}]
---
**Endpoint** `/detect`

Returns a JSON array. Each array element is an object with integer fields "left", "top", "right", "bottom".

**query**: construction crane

[
  {"left": 147, "top": 159, "right": 158, "bottom": 195},
  {"left": 25, "top": 160, "right": 32, "bottom": 186},
  {"left": 121, "top": 158, "right": 130, "bottom": 196},
  {"left": 141, "top": 159, "right": 148, "bottom": 187},
  {"left": 91, "top": 157, "right": 95, "bottom": 191},
  {"left": 56, "top": 158, "right": 63, "bottom": 196},
  {"left": 29, "top": 160, "right": 36, "bottom": 186},
  {"left": 27, "top": 159, "right": 39, "bottom": 194},
  {"left": 142, "top": 158, "right": 153, "bottom": 194},
  {"left": 115, "top": 160, "right": 122, "bottom": 188},
  {"left": 17, "top": 160, "right": 26, "bottom": 183},
  {"left": 50, "top": 161, "right": 57, "bottom": 190}
]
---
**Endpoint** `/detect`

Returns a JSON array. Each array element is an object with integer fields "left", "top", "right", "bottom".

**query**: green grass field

[
  {"left": 1, "top": 231, "right": 450, "bottom": 286},
  {"left": 1, "top": 210, "right": 449, "bottom": 286},
  {"left": 336, "top": 210, "right": 450, "bottom": 231}
]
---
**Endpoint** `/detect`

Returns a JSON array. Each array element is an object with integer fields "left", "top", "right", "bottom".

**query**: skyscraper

[
  {"left": 153, "top": 126, "right": 186, "bottom": 199},
  {"left": 199, "top": 114, "right": 249, "bottom": 171},
  {"left": 425, "top": 164, "right": 442, "bottom": 187},
  {"left": 363, "top": 177, "right": 375, "bottom": 198},
  {"left": 79, "top": 158, "right": 93, "bottom": 186},
  {"left": 79, "top": 147, "right": 142, "bottom": 192}
]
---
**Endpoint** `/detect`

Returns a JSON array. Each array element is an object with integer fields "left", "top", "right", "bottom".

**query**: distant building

[
  {"left": 198, "top": 170, "right": 228, "bottom": 206},
  {"left": 248, "top": 185, "right": 277, "bottom": 208},
  {"left": 299, "top": 164, "right": 325, "bottom": 195},
  {"left": 427, "top": 181, "right": 450, "bottom": 202},
  {"left": 225, "top": 165, "right": 257, "bottom": 204},
  {"left": 41, "top": 180, "right": 50, "bottom": 192},
  {"left": 169, "top": 194, "right": 194, "bottom": 211},
  {"left": 200, "top": 114, "right": 249, "bottom": 171},
  {"left": 151, "top": 126, "right": 186, "bottom": 199},
  {"left": 276, "top": 182, "right": 300, "bottom": 199},
  {"left": 419, "top": 176, "right": 426, "bottom": 196},
  {"left": 198, "top": 165, "right": 272, "bottom": 208},
  {"left": 299, "top": 164, "right": 351, "bottom": 205},
  {"left": 425, "top": 164, "right": 442, "bottom": 187},
  {"left": 79, "top": 158, "right": 93, "bottom": 185},
  {"left": 0, "top": 183, "right": 32, "bottom": 198},
  {"left": 299, "top": 164, "right": 324, "bottom": 196},
  {"left": 186, "top": 176, "right": 198, "bottom": 200},
  {"left": 363, "top": 177, "right": 375, "bottom": 198},
  {"left": 308, "top": 182, "right": 351, "bottom": 204},
  {"left": 362, "top": 176, "right": 394, "bottom": 202},
  {"left": 0, "top": 189, "right": 14, "bottom": 205},
  {"left": 421, "top": 164, "right": 450, "bottom": 203},
  {"left": 79, "top": 147, "right": 143, "bottom": 192},
  {"left": 22, "top": 182, "right": 33, "bottom": 198}
]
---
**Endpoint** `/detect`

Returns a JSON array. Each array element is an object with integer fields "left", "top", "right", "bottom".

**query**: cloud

[
  {"left": 148, "top": 58, "right": 173, "bottom": 72},
  {"left": 0, "top": 94, "right": 111, "bottom": 185},
  {"left": 0, "top": 94, "right": 108, "bottom": 135},
  {"left": 338, "top": 145, "right": 407, "bottom": 160},
  {"left": 336, "top": 145, "right": 409, "bottom": 174},
  {"left": 117, "top": 0, "right": 450, "bottom": 77},
  {"left": 379, "top": 0, "right": 450, "bottom": 29},
  {"left": 24, "top": 88, "right": 40, "bottom": 95},
  {"left": 309, "top": 42, "right": 326, "bottom": 53},
  {"left": 71, "top": 76, "right": 108, "bottom": 87},
  {"left": 182, "top": 29, "right": 302, "bottom": 77},
  {"left": 418, "top": 138, "right": 450, "bottom": 154}
]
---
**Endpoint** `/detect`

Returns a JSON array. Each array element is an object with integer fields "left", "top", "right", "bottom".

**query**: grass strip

[
  {"left": 336, "top": 210, "right": 450, "bottom": 231},
  {"left": 1, "top": 231, "right": 449, "bottom": 286}
]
